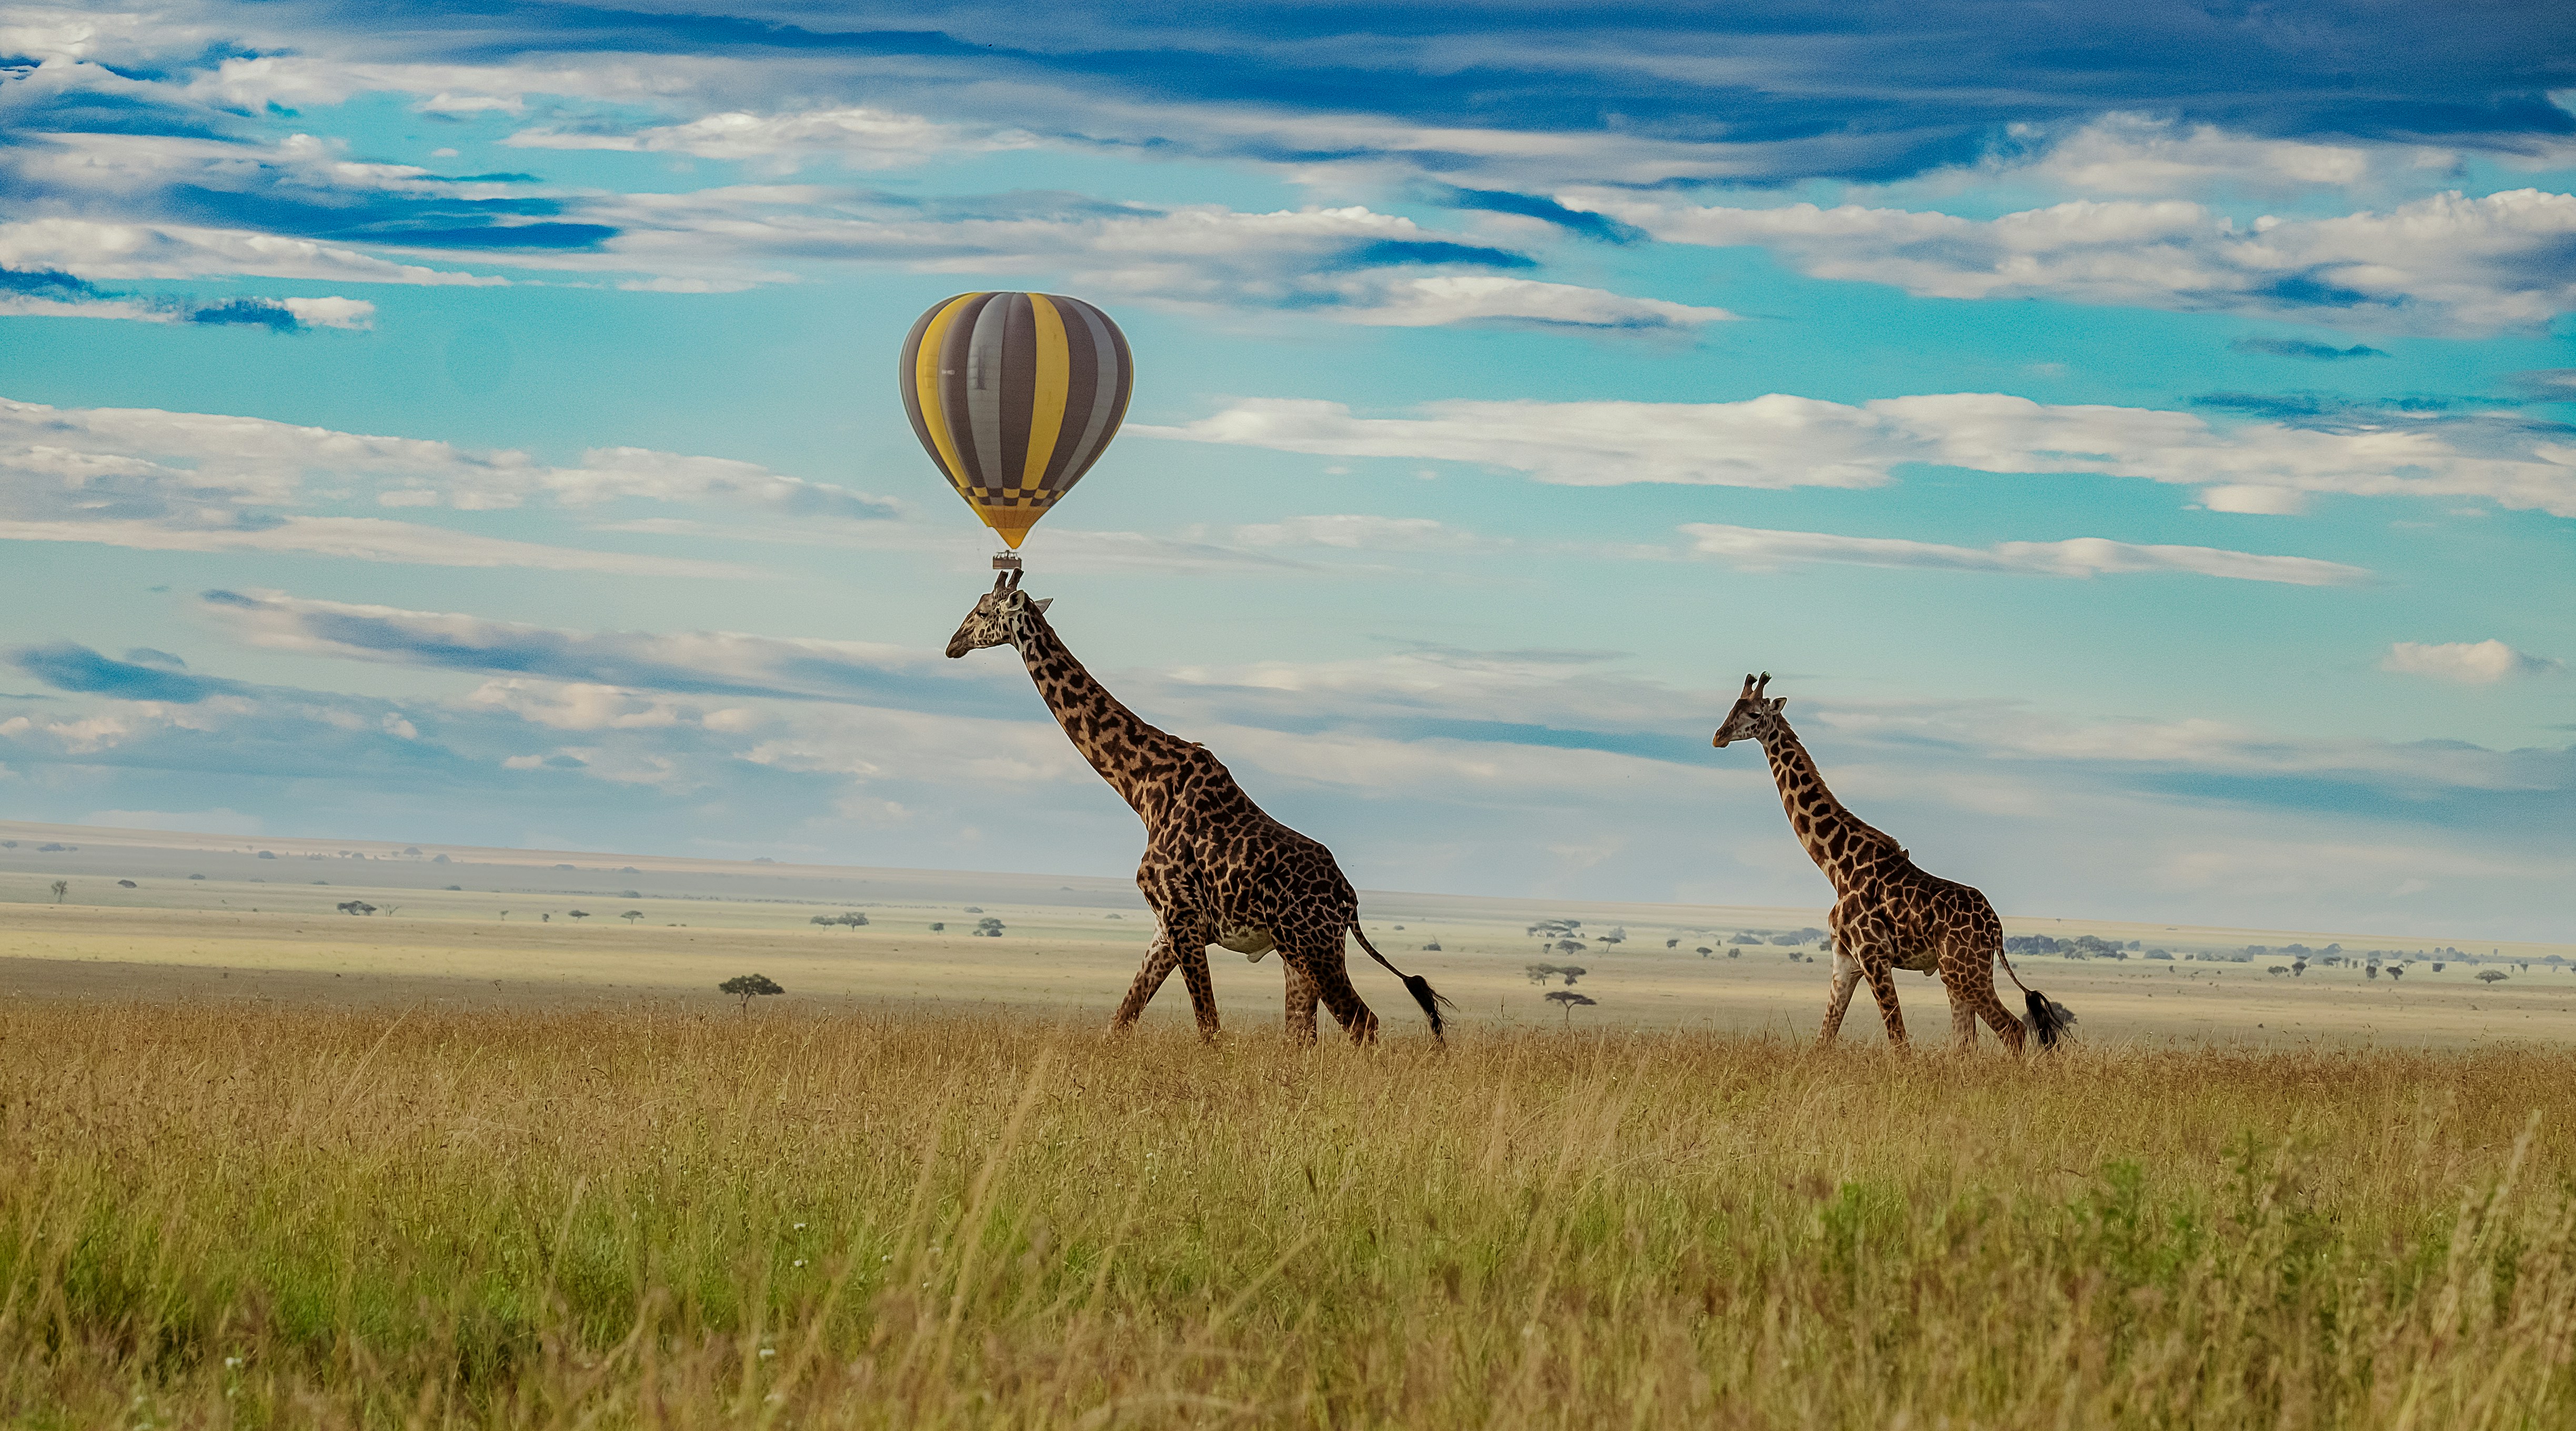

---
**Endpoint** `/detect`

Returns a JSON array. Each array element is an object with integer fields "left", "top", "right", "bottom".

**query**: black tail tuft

[
  {"left": 1402, "top": 973, "right": 1456, "bottom": 1045},
  {"left": 2025, "top": 989, "right": 2076, "bottom": 1050},
  {"left": 1351, "top": 917, "right": 1453, "bottom": 1045}
]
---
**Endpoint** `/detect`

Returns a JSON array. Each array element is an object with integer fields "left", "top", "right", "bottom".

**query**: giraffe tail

[
  {"left": 1994, "top": 948, "right": 2077, "bottom": 1051},
  {"left": 1350, "top": 920, "right": 1455, "bottom": 1045}
]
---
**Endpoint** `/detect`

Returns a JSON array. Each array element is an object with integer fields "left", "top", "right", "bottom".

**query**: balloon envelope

[{"left": 898, "top": 291, "right": 1133, "bottom": 549}]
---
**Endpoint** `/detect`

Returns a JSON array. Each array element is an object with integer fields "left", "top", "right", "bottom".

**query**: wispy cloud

[
  {"left": 1679, "top": 523, "right": 2369, "bottom": 586},
  {"left": 1141, "top": 392, "right": 2576, "bottom": 516},
  {"left": 0, "top": 397, "right": 903, "bottom": 551},
  {"left": 0, "top": 265, "right": 377, "bottom": 329},
  {"left": 0, "top": 217, "right": 505, "bottom": 287},
  {"left": 2229, "top": 337, "right": 2388, "bottom": 360},
  {"left": 2381, "top": 640, "right": 2562, "bottom": 683},
  {"left": 197, "top": 589, "right": 1014, "bottom": 713},
  {"left": 506, "top": 105, "right": 1031, "bottom": 170},
  {"left": 0, "top": 517, "right": 758, "bottom": 575},
  {"left": 1578, "top": 188, "right": 2576, "bottom": 334}
]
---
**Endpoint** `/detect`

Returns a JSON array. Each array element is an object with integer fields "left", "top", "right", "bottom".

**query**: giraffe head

[
  {"left": 944, "top": 569, "right": 1051, "bottom": 658},
  {"left": 1710, "top": 672, "right": 1786, "bottom": 748}
]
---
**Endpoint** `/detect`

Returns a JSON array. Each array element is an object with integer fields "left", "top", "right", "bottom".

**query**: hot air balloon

[{"left": 898, "top": 291, "right": 1133, "bottom": 553}]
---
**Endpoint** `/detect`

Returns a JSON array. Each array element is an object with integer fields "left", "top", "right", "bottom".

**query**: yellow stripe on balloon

[
  {"left": 913, "top": 292, "right": 982, "bottom": 495},
  {"left": 1022, "top": 293, "right": 1071, "bottom": 490}
]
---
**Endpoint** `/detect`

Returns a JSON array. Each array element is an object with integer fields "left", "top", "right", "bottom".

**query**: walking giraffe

[
  {"left": 946, "top": 570, "right": 1450, "bottom": 1044},
  {"left": 1711, "top": 673, "right": 2070, "bottom": 1051}
]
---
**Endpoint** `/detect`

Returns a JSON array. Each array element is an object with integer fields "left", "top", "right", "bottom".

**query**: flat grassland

[
  {"left": 1, "top": 816, "right": 2570, "bottom": 1047},
  {"left": 5, "top": 823, "right": 2574, "bottom": 1426},
  {"left": 5, "top": 1005, "right": 2574, "bottom": 1428}
]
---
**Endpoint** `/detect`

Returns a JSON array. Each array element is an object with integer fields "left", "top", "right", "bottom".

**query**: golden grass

[{"left": 4, "top": 1003, "right": 2574, "bottom": 1428}]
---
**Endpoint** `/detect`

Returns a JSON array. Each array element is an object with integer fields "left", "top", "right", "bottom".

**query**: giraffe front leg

[
  {"left": 1112, "top": 911, "right": 1205, "bottom": 1033},
  {"left": 1818, "top": 944, "right": 1865, "bottom": 1046},
  {"left": 1110, "top": 934, "right": 1184, "bottom": 1032}
]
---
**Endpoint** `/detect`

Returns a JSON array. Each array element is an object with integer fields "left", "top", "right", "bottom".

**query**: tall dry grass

[{"left": 2, "top": 1002, "right": 2572, "bottom": 1428}]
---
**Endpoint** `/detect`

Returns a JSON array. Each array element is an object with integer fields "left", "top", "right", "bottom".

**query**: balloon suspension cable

[{"left": 991, "top": 550, "right": 1023, "bottom": 574}]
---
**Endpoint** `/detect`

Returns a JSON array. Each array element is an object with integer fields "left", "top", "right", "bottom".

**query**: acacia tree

[
  {"left": 49, "top": 880, "right": 67, "bottom": 903},
  {"left": 1545, "top": 990, "right": 1596, "bottom": 1025},
  {"left": 720, "top": 973, "right": 784, "bottom": 1012},
  {"left": 623, "top": 910, "right": 644, "bottom": 924}
]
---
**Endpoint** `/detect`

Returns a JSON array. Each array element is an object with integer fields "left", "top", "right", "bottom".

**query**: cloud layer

[
  {"left": 5, "top": 588, "right": 2565, "bottom": 935},
  {"left": 1680, "top": 523, "right": 2368, "bottom": 586},
  {"left": 0, "top": 395, "right": 902, "bottom": 569},
  {"left": 2382, "top": 640, "right": 2562, "bottom": 683},
  {"left": 1144, "top": 392, "right": 2576, "bottom": 516},
  {"left": 1578, "top": 188, "right": 2576, "bottom": 334}
]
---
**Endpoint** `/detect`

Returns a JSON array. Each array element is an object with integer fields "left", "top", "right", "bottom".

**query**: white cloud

[
  {"left": 1340, "top": 276, "right": 1735, "bottom": 329},
  {"left": 198, "top": 589, "right": 969, "bottom": 702},
  {"left": 1575, "top": 187, "right": 2576, "bottom": 334},
  {"left": 2381, "top": 640, "right": 2560, "bottom": 683},
  {"left": 1140, "top": 391, "right": 2576, "bottom": 516},
  {"left": 0, "top": 217, "right": 502, "bottom": 287},
  {"left": 2199, "top": 484, "right": 2310, "bottom": 515},
  {"left": 0, "top": 516, "right": 757, "bottom": 575},
  {"left": 1679, "top": 523, "right": 2367, "bottom": 586},
  {"left": 1965, "top": 114, "right": 2460, "bottom": 200},
  {"left": 1224, "top": 514, "right": 1494, "bottom": 551},
  {"left": 0, "top": 396, "right": 903, "bottom": 536},
  {"left": 508, "top": 105, "right": 1021, "bottom": 170},
  {"left": 0, "top": 289, "right": 373, "bottom": 329}
]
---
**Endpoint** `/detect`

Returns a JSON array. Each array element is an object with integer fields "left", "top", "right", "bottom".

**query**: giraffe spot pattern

[
  {"left": 949, "top": 581, "right": 1432, "bottom": 1047},
  {"left": 1714, "top": 681, "right": 2030, "bottom": 1055}
]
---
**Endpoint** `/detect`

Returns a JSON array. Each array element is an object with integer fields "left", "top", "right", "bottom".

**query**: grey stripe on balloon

[
  {"left": 1058, "top": 298, "right": 1121, "bottom": 489},
  {"left": 965, "top": 295, "right": 1013, "bottom": 492}
]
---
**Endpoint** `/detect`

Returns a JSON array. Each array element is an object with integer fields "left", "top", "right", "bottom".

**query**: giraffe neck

[
  {"left": 1013, "top": 607, "right": 1194, "bottom": 819},
  {"left": 1757, "top": 717, "right": 1900, "bottom": 891}
]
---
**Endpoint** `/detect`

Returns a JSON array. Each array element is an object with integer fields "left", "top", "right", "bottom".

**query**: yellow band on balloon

[
  {"left": 913, "top": 292, "right": 982, "bottom": 496},
  {"left": 1022, "top": 294, "right": 1071, "bottom": 490}
]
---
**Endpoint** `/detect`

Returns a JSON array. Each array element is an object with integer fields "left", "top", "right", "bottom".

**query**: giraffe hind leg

[
  {"left": 1944, "top": 976, "right": 1978, "bottom": 1051},
  {"left": 1860, "top": 953, "right": 1908, "bottom": 1048},
  {"left": 1283, "top": 962, "right": 1321, "bottom": 1046},
  {"left": 1970, "top": 950, "right": 2027, "bottom": 1055},
  {"left": 1178, "top": 943, "right": 1221, "bottom": 1043},
  {"left": 1296, "top": 941, "right": 1379, "bottom": 1047}
]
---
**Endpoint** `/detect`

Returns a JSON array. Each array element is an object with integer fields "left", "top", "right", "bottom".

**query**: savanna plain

[{"left": 4, "top": 823, "right": 2574, "bottom": 1428}]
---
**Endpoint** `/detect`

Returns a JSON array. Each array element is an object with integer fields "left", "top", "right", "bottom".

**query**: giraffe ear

[
  {"left": 1770, "top": 697, "right": 1787, "bottom": 713},
  {"left": 1032, "top": 598, "right": 1052, "bottom": 613}
]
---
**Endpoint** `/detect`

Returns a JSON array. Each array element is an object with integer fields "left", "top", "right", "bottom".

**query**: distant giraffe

[
  {"left": 947, "top": 570, "right": 1450, "bottom": 1044},
  {"left": 1712, "top": 673, "right": 2069, "bottom": 1051}
]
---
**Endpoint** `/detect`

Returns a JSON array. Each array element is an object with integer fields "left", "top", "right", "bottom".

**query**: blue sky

[{"left": 1, "top": 0, "right": 2569, "bottom": 938}]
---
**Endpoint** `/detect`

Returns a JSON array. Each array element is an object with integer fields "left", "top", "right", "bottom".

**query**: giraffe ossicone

[
  {"left": 1711, "top": 672, "right": 2071, "bottom": 1052},
  {"left": 946, "top": 576, "right": 1452, "bottom": 1045}
]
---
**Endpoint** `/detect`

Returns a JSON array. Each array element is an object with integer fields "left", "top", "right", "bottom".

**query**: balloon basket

[{"left": 991, "top": 551, "right": 1023, "bottom": 574}]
